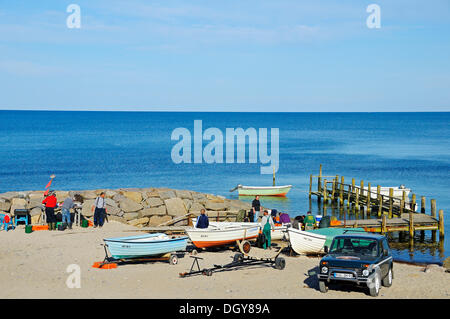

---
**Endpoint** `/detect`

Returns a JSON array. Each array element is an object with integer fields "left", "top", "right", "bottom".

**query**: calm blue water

[{"left": 0, "top": 111, "right": 449, "bottom": 264}]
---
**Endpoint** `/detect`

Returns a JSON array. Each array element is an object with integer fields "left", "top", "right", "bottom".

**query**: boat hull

[
  {"left": 104, "top": 234, "right": 188, "bottom": 259},
  {"left": 237, "top": 185, "right": 292, "bottom": 197},
  {"left": 186, "top": 226, "right": 260, "bottom": 248},
  {"left": 205, "top": 221, "right": 288, "bottom": 240}
]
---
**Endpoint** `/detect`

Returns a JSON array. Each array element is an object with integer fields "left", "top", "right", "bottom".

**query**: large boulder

[
  {"left": 104, "top": 190, "right": 118, "bottom": 198},
  {"left": 144, "top": 197, "right": 164, "bottom": 208},
  {"left": 148, "top": 215, "right": 172, "bottom": 226},
  {"left": 10, "top": 198, "right": 27, "bottom": 215},
  {"left": 175, "top": 190, "right": 192, "bottom": 200},
  {"left": 128, "top": 217, "right": 149, "bottom": 227},
  {"left": 164, "top": 198, "right": 187, "bottom": 217},
  {"left": 105, "top": 198, "right": 118, "bottom": 208},
  {"left": 183, "top": 199, "right": 193, "bottom": 210},
  {"left": 30, "top": 207, "right": 43, "bottom": 216},
  {"left": 81, "top": 190, "right": 98, "bottom": 200},
  {"left": 191, "top": 192, "right": 206, "bottom": 201},
  {"left": 0, "top": 199, "right": 11, "bottom": 212},
  {"left": 55, "top": 191, "right": 70, "bottom": 201},
  {"left": 188, "top": 202, "right": 205, "bottom": 214},
  {"left": 106, "top": 205, "right": 122, "bottom": 217},
  {"left": 141, "top": 206, "right": 167, "bottom": 217},
  {"left": 122, "top": 191, "right": 142, "bottom": 203},
  {"left": 159, "top": 190, "right": 176, "bottom": 200},
  {"left": 204, "top": 200, "right": 228, "bottom": 211},
  {"left": 108, "top": 215, "right": 127, "bottom": 224},
  {"left": 0, "top": 192, "right": 21, "bottom": 201},
  {"left": 27, "top": 193, "right": 44, "bottom": 209},
  {"left": 81, "top": 199, "right": 95, "bottom": 217},
  {"left": 123, "top": 212, "right": 140, "bottom": 221},
  {"left": 119, "top": 198, "right": 143, "bottom": 213}
]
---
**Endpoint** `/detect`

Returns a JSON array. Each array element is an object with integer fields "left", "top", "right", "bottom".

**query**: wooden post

[
  {"left": 347, "top": 185, "right": 351, "bottom": 207},
  {"left": 366, "top": 183, "right": 371, "bottom": 213},
  {"left": 431, "top": 199, "right": 437, "bottom": 241},
  {"left": 351, "top": 178, "right": 355, "bottom": 193},
  {"left": 411, "top": 194, "right": 416, "bottom": 212},
  {"left": 360, "top": 180, "right": 364, "bottom": 197},
  {"left": 388, "top": 188, "right": 394, "bottom": 218},
  {"left": 439, "top": 209, "right": 445, "bottom": 239},
  {"left": 409, "top": 210, "right": 414, "bottom": 239},
  {"left": 339, "top": 176, "right": 344, "bottom": 205},
  {"left": 318, "top": 164, "right": 322, "bottom": 192},
  {"left": 421, "top": 196, "right": 426, "bottom": 214},
  {"left": 323, "top": 179, "right": 328, "bottom": 203},
  {"left": 400, "top": 199, "right": 404, "bottom": 215},
  {"left": 309, "top": 174, "right": 313, "bottom": 198},
  {"left": 273, "top": 166, "right": 276, "bottom": 186},
  {"left": 331, "top": 178, "right": 336, "bottom": 201},
  {"left": 378, "top": 194, "right": 383, "bottom": 217},
  {"left": 382, "top": 214, "right": 387, "bottom": 234},
  {"left": 355, "top": 187, "right": 360, "bottom": 211}
]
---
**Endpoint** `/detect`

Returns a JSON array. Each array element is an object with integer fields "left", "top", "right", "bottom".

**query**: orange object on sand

[
  {"left": 92, "top": 262, "right": 117, "bottom": 269},
  {"left": 330, "top": 220, "right": 342, "bottom": 226},
  {"left": 88, "top": 220, "right": 93, "bottom": 227},
  {"left": 32, "top": 225, "right": 49, "bottom": 231}
]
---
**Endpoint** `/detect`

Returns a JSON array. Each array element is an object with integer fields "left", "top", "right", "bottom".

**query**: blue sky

[{"left": 0, "top": 0, "right": 449, "bottom": 111}]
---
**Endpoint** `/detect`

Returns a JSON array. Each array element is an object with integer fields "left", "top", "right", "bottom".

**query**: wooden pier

[{"left": 308, "top": 165, "right": 445, "bottom": 241}]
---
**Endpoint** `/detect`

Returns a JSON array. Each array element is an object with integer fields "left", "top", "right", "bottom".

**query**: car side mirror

[
  {"left": 383, "top": 249, "right": 389, "bottom": 256},
  {"left": 324, "top": 246, "right": 329, "bottom": 253}
]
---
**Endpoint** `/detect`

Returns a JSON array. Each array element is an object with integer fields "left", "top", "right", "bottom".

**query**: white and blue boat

[{"left": 104, "top": 233, "right": 188, "bottom": 259}]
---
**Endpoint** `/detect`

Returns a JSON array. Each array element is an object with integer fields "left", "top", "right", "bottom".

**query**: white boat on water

[
  {"left": 363, "top": 185, "right": 411, "bottom": 199},
  {"left": 186, "top": 224, "right": 260, "bottom": 249},
  {"left": 230, "top": 184, "right": 292, "bottom": 197}
]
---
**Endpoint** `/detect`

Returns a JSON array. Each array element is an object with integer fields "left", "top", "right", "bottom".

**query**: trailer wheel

[
  {"left": 233, "top": 253, "right": 244, "bottom": 263},
  {"left": 275, "top": 257, "right": 286, "bottom": 270},
  {"left": 205, "top": 269, "right": 213, "bottom": 276},
  {"left": 191, "top": 249, "right": 198, "bottom": 256},
  {"left": 169, "top": 254, "right": 178, "bottom": 265},
  {"left": 242, "top": 240, "right": 251, "bottom": 254}
]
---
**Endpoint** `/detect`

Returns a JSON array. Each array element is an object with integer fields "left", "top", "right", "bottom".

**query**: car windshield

[{"left": 329, "top": 237, "right": 379, "bottom": 257}]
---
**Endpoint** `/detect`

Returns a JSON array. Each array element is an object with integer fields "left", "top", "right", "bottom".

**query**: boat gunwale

[{"left": 104, "top": 235, "right": 188, "bottom": 244}]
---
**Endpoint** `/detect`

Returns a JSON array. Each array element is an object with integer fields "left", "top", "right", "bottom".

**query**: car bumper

[{"left": 318, "top": 268, "right": 374, "bottom": 285}]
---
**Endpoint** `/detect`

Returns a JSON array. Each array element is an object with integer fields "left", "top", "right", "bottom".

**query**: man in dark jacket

[{"left": 196, "top": 209, "right": 209, "bottom": 228}]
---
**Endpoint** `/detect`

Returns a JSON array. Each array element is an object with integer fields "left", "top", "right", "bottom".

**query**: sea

[{"left": 0, "top": 111, "right": 448, "bottom": 264}]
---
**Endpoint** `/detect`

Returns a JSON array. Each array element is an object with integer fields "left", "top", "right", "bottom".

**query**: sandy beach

[{"left": 0, "top": 221, "right": 448, "bottom": 299}]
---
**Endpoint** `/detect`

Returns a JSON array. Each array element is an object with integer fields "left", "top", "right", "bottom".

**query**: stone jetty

[{"left": 0, "top": 188, "right": 252, "bottom": 227}]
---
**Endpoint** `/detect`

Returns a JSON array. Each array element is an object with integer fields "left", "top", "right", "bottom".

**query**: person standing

[
  {"left": 91, "top": 192, "right": 107, "bottom": 228},
  {"left": 196, "top": 209, "right": 209, "bottom": 228},
  {"left": 261, "top": 210, "right": 275, "bottom": 249},
  {"left": 303, "top": 211, "right": 317, "bottom": 230},
  {"left": 61, "top": 196, "right": 76, "bottom": 230},
  {"left": 252, "top": 195, "right": 261, "bottom": 222},
  {"left": 42, "top": 191, "right": 58, "bottom": 230}
]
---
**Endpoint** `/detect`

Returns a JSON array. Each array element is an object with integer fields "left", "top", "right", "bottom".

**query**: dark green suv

[{"left": 312, "top": 234, "right": 393, "bottom": 297}]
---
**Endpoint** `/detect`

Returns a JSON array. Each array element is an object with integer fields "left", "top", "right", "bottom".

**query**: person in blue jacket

[{"left": 196, "top": 209, "right": 209, "bottom": 228}]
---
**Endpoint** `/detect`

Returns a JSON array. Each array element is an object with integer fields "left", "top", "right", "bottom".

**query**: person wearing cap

[
  {"left": 303, "top": 211, "right": 317, "bottom": 230},
  {"left": 42, "top": 191, "right": 58, "bottom": 230},
  {"left": 261, "top": 210, "right": 275, "bottom": 249},
  {"left": 61, "top": 196, "right": 76, "bottom": 230},
  {"left": 92, "top": 192, "right": 107, "bottom": 228}
]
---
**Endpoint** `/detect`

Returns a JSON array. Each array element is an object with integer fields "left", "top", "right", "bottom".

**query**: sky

[{"left": 0, "top": 0, "right": 449, "bottom": 112}]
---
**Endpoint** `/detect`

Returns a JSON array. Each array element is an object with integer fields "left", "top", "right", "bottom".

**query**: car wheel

[
  {"left": 382, "top": 267, "right": 393, "bottom": 287},
  {"left": 319, "top": 280, "right": 328, "bottom": 293},
  {"left": 369, "top": 273, "right": 381, "bottom": 297}
]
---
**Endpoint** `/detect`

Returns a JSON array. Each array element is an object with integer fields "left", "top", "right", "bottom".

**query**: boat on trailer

[
  {"left": 230, "top": 184, "right": 292, "bottom": 197},
  {"left": 287, "top": 227, "right": 367, "bottom": 255},
  {"left": 103, "top": 233, "right": 188, "bottom": 259},
  {"left": 186, "top": 224, "right": 260, "bottom": 248}
]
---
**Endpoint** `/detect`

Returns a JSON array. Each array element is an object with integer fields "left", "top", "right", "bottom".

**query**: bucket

[
  {"left": 25, "top": 224, "right": 33, "bottom": 234},
  {"left": 81, "top": 220, "right": 89, "bottom": 228}
]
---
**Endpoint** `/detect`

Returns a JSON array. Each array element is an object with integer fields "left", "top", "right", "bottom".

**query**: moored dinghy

[
  {"left": 288, "top": 227, "right": 366, "bottom": 255},
  {"left": 104, "top": 233, "right": 188, "bottom": 259},
  {"left": 230, "top": 184, "right": 292, "bottom": 197},
  {"left": 186, "top": 224, "right": 260, "bottom": 248}
]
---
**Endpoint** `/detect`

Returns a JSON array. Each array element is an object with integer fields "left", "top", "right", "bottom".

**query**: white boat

[
  {"left": 287, "top": 227, "right": 367, "bottom": 255},
  {"left": 186, "top": 224, "right": 260, "bottom": 249},
  {"left": 363, "top": 185, "right": 411, "bottom": 199},
  {"left": 192, "top": 218, "right": 289, "bottom": 240},
  {"left": 230, "top": 184, "right": 292, "bottom": 197}
]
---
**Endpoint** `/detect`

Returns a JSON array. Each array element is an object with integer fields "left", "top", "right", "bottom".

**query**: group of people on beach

[{"left": 42, "top": 191, "right": 107, "bottom": 230}]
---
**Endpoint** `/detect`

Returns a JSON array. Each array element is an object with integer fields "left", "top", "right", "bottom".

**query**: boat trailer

[
  {"left": 93, "top": 244, "right": 185, "bottom": 269},
  {"left": 179, "top": 240, "right": 287, "bottom": 277}
]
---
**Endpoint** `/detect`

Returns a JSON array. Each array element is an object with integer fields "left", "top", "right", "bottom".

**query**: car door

[{"left": 380, "top": 239, "right": 391, "bottom": 277}]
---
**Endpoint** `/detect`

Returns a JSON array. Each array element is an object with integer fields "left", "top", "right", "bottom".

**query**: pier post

[
  {"left": 355, "top": 187, "right": 360, "bottom": 212},
  {"left": 431, "top": 199, "right": 437, "bottom": 241},
  {"left": 318, "top": 164, "right": 322, "bottom": 193},
  {"left": 347, "top": 185, "right": 351, "bottom": 207},
  {"left": 360, "top": 180, "right": 364, "bottom": 198},
  {"left": 351, "top": 178, "right": 355, "bottom": 193},
  {"left": 439, "top": 210, "right": 445, "bottom": 239},
  {"left": 378, "top": 194, "right": 383, "bottom": 217},
  {"left": 309, "top": 174, "right": 312, "bottom": 198},
  {"left": 411, "top": 194, "right": 416, "bottom": 212},
  {"left": 421, "top": 196, "right": 426, "bottom": 214},
  {"left": 366, "top": 183, "right": 371, "bottom": 214},
  {"left": 400, "top": 199, "right": 404, "bottom": 215},
  {"left": 382, "top": 214, "right": 387, "bottom": 234},
  {"left": 409, "top": 210, "right": 414, "bottom": 239},
  {"left": 340, "top": 176, "right": 344, "bottom": 206},
  {"left": 388, "top": 188, "right": 394, "bottom": 218},
  {"left": 323, "top": 179, "right": 328, "bottom": 203},
  {"left": 331, "top": 178, "right": 336, "bottom": 201}
]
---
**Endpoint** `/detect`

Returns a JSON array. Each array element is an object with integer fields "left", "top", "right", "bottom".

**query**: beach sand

[{"left": 0, "top": 221, "right": 448, "bottom": 299}]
